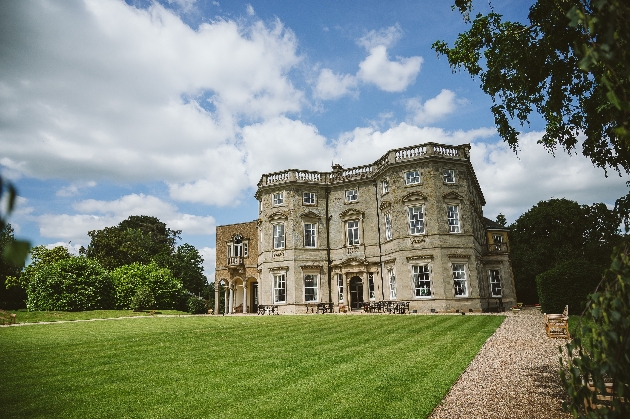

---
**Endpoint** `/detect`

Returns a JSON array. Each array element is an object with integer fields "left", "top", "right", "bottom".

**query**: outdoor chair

[
  {"left": 544, "top": 305, "right": 570, "bottom": 338},
  {"left": 0, "top": 309, "right": 16, "bottom": 325}
]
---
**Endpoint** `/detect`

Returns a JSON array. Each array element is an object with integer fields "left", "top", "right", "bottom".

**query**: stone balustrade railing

[{"left": 257, "top": 142, "right": 470, "bottom": 187}]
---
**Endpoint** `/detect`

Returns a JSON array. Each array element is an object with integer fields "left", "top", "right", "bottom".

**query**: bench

[
  {"left": 257, "top": 305, "right": 279, "bottom": 315},
  {"left": 316, "top": 303, "right": 333, "bottom": 314},
  {"left": 0, "top": 309, "right": 17, "bottom": 325},
  {"left": 544, "top": 305, "right": 570, "bottom": 338},
  {"left": 584, "top": 381, "right": 628, "bottom": 411}
]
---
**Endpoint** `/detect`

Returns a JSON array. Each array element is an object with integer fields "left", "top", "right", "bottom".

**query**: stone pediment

[
  {"left": 299, "top": 210, "right": 321, "bottom": 219},
  {"left": 379, "top": 201, "right": 392, "bottom": 211},
  {"left": 339, "top": 208, "right": 364, "bottom": 220},
  {"left": 300, "top": 264, "right": 323, "bottom": 271},
  {"left": 268, "top": 211, "right": 288, "bottom": 221},
  {"left": 442, "top": 191, "right": 464, "bottom": 200},
  {"left": 406, "top": 254, "right": 433, "bottom": 262},
  {"left": 402, "top": 192, "right": 428, "bottom": 203},
  {"left": 331, "top": 257, "right": 368, "bottom": 267}
]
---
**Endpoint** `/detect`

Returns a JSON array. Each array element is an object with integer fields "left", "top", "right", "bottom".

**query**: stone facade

[{"left": 216, "top": 142, "right": 516, "bottom": 314}]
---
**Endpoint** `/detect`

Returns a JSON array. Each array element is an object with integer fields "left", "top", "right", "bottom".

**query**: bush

[
  {"left": 26, "top": 257, "right": 114, "bottom": 311},
  {"left": 186, "top": 296, "right": 207, "bottom": 314},
  {"left": 536, "top": 259, "right": 603, "bottom": 314},
  {"left": 131, "top": 286, "right": 155, "bottom": 311},
  {"left": 110, "top": 262, "right": 183, "bottom": 310}
]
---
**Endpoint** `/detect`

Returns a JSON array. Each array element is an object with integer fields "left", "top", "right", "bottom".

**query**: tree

[
  {"left": 509, "top": 199, "right": 621, "bottom": 303},
  {"left": 0, "top": 178, "right": 30, "bottom": 266},
  {"left": 495, "top": 213, "right": 507, "bottom": 227},
  {"left": 26, "top": 256, "right": 114, "bottom": 311},
  {"left": 433, "top": 0, "right": 630, "bottom": 217},
  {"left": 0, "top": 224, "right": 24, "bottom": 308},
  {"left": 110, "top": 262, "right": 183, "bottom": 310},
  {"left": 168, "top": 243, "right": 206, "bottom": 295},
  {"left": 82, "top": 215, "right": 180, "bottom": 271}
]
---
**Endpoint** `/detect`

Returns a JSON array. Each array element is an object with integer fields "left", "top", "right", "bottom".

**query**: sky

[{"left": 1, "top": 0, "right": 628, "bottom": 282}]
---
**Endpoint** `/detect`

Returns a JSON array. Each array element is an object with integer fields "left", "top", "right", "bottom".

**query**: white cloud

[
  {"left": 56, "top": 181, "right": 97, "bottom": 197},
  {"left": 470, "top": 132, "right": 630, "bottom": 222},
  {"left": 406, "top": 89, "right": 461, "bottom": 125},
  {"left": 199, "top": 246, "right": 216, "bottom": 283},
  {"left": 0, "top": 0, "right": 303, "bottom": 203},
  {"left": 357, "top": 46, "right": 423, "bottom": 92},
  {"left": 357, "top": 25, "right": 403, "bottom": 50},
  {"left": 246, "top": 4, "right": 255, "bottom": 16},
  {"left": 37, "top": 193, "right": 216, "bottom": 244},
  {"left": 314, "top": 69, "right": 357, "bottom": 100}
]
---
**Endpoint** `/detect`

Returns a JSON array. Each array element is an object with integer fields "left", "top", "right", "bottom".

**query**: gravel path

[{"left": 429, "top": 308, "right": 573, "bottom": 419}]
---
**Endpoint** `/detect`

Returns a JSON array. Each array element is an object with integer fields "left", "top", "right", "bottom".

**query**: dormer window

[{"left": 405, "top": 170, "right": 420, "bottom": 185}]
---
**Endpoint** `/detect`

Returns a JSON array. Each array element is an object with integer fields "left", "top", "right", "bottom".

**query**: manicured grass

[
  {"left": 5, "top": 309, "right": 189, "bottom": 323},
  {"left": 0, "top": 314, "right": 504, "bottom": 419}
]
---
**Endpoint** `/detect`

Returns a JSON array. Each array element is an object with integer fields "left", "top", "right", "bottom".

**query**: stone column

[
  {"left": 243, "top": 280, "right": 248, "bottom": 313},
  {"left": 224, "top": 287, "right": 229, "bottom": 314},
  {"left": 228, "top": 286, "right": 234, "bottom": 313},
  {"left": 362, "top": 272, "right": 369, "bottom": 304},
  {"left": 214, "top": 282, "right": 220, "bottom": 315}
]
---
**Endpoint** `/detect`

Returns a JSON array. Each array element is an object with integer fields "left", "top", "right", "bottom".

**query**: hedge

[
  {"left": 535, "top": 259, "right": 603, "bottom": 314},
  {"left": 110, "top": 262, "right": 183, "bottom": 310}
]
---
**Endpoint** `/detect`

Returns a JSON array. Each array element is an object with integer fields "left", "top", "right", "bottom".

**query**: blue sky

[{"left": 1, "top": 0, "right": 627, "bottom": 281}]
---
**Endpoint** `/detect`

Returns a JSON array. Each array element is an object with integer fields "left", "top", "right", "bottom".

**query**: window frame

[
  {"left": 489, "top": 269, "right": 502, "bottom": 298},
  {"left": 304, "top": 222, "right": 317, "bottom": 248},
  {"left": 408, "top": 205, "right": 425, "bottom": 235},
  {"left": 273, "top": 273, "right": 286, "bottom": 304},
  {"left": 452, "top": 264, "right": 468, "bottom": 297},
  {"left": 346, "top": 219, "right": 360, "bottom": 246},
  {"left": 368, "top": 273, "right": 375, "bottom": 300},
  {"left": 443, "top": 169, "right": 456, "bottom": 184},
  {"left": 304, "top": 274, "right": 319, "bottom": 302},
  {"left": 405, "top": 170, "right": 421, "bottom": 185},
  {"left": 345, "top": 189, "right": 358, "bottom": 202},
  {"left": 272, "top": 192, "right": 284, "bottom": 206},
  {"left": 413, "top": 264, "right": 432, "bottom": 298},
  {"left": 337, "top": 274, "right": 344, "bottom": 302},
  {"left": 385, "top": 213, "right": 393, "bottom": 240},
  {"left": 303, "top": 192, "right": 316, "bottom": 205},
  {"left": 388, "top": 268, "right": 397, "bottom": 300},
  {"left": 447, "top": 204, "right": 461, "bottom": 233},
  {"left": 382, "top": 179, "right": 389, "bottom": 195},
  {"left": 272, "top": 223, "right": 285, "bottom": 250}
]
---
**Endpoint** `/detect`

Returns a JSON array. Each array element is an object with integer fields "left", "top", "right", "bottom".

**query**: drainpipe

[
  {"left": 326, "top": 187, "right": 332, "bottom": 303},
  {"left": 373, "top": 182, "right": 385, "bottom": 300}
]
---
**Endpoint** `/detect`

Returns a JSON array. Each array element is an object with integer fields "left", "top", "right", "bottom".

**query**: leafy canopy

[{"left": 433, "top": 0, "right": 630, "bottom": 177}]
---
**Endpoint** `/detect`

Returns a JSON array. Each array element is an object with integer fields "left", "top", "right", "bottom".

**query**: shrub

[
  {"left": 186, "top": 296, "right": 207, "bottom": 314},
  {"left": 536, "top": 259, "right": 603, "bottom": 314},
  {"left": 26, "top": 257, "right": 114, "bottom": 311},
  {"left": 131, "top": 286, "right": 155, "bottom": 312},
  {"left": 110, "top": 262, "right": 183, "bottom": 310}
]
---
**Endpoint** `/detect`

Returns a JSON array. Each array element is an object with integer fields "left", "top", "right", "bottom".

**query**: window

[
  {"left": 405, "top": 170, "right": 420, "bottom": 185},
  {"left": 452, "top": 264, "right": 467, "bottom": 297},
  {"left": 443, "top": 169, "right": 455, "bottom": 183},
  {"left": 493, "top": 234, "right": 503, "bottom": 251},
  {"left": 489, "top": 269, "right": 502, "bottom": 297},
  {"left": 228, "top": 235, "right": 247, "bottom": 259},
  {"left": 345, "top": 189, "right": 358, "bottom": 202},
  {"left": 258, "top": 200, "right": 262, "bottom": 213},
  {"left": 304, "top": 223, "right": 316, "bottom": 248},
  {"left": 272, "top": 192, "right": 283, "bottom": 206},
  {"left": 304, "top": 274, "right": 318, "bottom": 302},
  {"left": 408, "top": 206, "right": 425, "bottom": 235},
  {"left": 447, "top": 205, "right": 460, "bottom": 233},
  {"left": 273, "top": 223, "right": 285, "bottom": 249},
  {"left": 347, "top": 220, "right": 360, "bottom": 246},
  {"left": 337, "top": 274, "right": 344, "bottom": 302},
  {"left": 303, "top": 192, "right": 316, "bottom": 205},
  {"left": 382, "top": 179, "right": 389, "bottom": 194},
  {"left": 243, "top": 241, "right": 248, "bottom": 257},
  {"left": 388, "top": 269, "right": 396, "bottom": 299},
  {"left": 413, "top": 265, "right": 431, "bottom": 297},
  {"left": 273, "top": 274, "right": 286, "bottom": 303},
  {"left": 368, "top": 273, "right": 375, "bottom": 300},
  {"left": 385, "top": 214, "right": 393, "bottom": 240}
]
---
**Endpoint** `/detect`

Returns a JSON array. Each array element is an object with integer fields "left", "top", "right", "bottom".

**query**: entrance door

[
  {"left": 251, "top": 282, "right": 258, "bottom": 313},
  {"left": 349, "top": 276, "right": 364, "bottom": 310}
]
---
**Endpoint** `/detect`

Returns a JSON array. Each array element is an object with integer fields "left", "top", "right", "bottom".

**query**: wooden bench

[
  {"left": 544, "top": 305, "right": 570, "bottom": 338},
  {"left": 316, "top": 302, "right": 333, "bottom": 314},
  {"left": 0, "top": 309, "right": 17, "bottom": 325},
  {"left": 584, "top": 381, "right": 628, "bottom": 411}
]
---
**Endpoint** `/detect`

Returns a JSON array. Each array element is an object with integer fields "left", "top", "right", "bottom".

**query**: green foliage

[
  {"left": 509, "top": 199, "right": 620, "bottom": 303},
  {"left": 0, "top": 224, "right": 25, "bottom": 308},
  {"left": 495, "top": 213, "right": 507, "bottom": 227},
  {"left": 168, "top": 243, "right": 206, "bottom": 295},
  {"left": 0, "top": 178, "right": 30, "bottom": 267},
  {"left": 130, "top": 286, "right": 155, "bottom": 312},
  {"left": 110, "top": 262, "right": 183, "bottom": 310},
  {"left": 535, "top": 259, "right": 602, "bottom": 313},
  {"left": 561, "top": 244, "right": 630, "bottom": 418},
  {"left": 434, "top": 0, "right": 630, "bottom": 178},
  {"left": 0, "top": 315, "right": 503, "bottom": 418},
  {"left": 186, "top": 295, "right": 208, "bottom": 314},
  {"left": 26, "top": 257, "right": 114, "bottom": 312}
]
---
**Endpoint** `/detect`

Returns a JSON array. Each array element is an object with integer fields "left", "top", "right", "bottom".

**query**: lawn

[
  {"left": 4, "top": 309, "right": 190, "bottom": 323},
  {"left": 0, "top": 314, "right": 504, "bottom": 419}
]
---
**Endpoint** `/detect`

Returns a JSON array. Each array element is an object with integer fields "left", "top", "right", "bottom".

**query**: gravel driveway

[{"left": 429, "top": 308, "right": 573, "bottom": 419}]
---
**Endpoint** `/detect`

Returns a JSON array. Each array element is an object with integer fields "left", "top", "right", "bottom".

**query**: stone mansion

[{"left": 214, "top": 142, "right": 515, "bottom": 314}]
